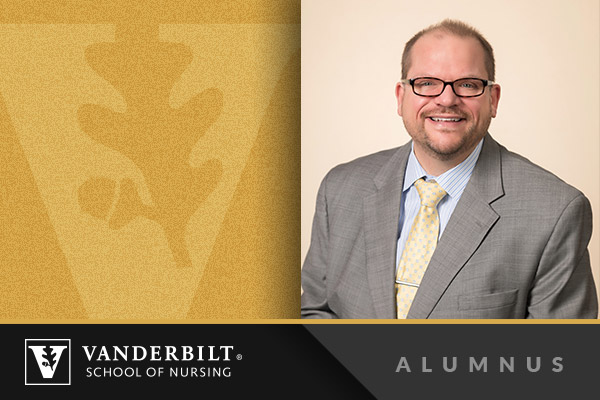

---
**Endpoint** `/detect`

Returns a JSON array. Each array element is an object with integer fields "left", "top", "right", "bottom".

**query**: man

[{"left": 301, "top": 19, "right": 598, "bottom": 319}]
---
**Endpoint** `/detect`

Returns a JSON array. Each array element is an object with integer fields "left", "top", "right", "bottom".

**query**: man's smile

[
  {"left": 428, "top": 117, "right": 464, "bottom": 122},
  {"left": 425, "top": 115, "right": 467, "bottom": 128}
]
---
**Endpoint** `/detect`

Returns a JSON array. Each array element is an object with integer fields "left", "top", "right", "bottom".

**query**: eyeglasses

[{"left": 401, "top": 77, "right": 495, "bottom": 98}]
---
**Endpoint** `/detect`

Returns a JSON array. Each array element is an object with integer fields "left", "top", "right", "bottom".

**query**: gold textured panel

[{"left": 0, "top": 1, "right": 300, "bottom": 319}]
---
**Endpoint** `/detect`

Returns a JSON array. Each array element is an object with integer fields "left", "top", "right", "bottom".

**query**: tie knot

[{"left": 414, "top": 178, "right": 446, "bottom": 208}]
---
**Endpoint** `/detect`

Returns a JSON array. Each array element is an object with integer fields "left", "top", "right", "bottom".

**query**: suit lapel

[
  {"left": 407, "top": 134, "right": 505, "bottom": 318},
  {"left": 363, "top": 144, "right": 411, "bottom": 319}
]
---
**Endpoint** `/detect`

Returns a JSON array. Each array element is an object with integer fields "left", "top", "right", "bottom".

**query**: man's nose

[{"left": 435, "top": 83, "right": 460, "bottom": 107}]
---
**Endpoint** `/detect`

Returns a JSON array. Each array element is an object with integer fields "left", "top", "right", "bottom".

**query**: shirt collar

[{"left": 403, "top": 138, "right": 484, "bottom": 199}]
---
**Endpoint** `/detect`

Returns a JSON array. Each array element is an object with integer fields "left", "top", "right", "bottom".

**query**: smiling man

[{"left": 301, "top": 19, "right": 597, "bottom": 319}]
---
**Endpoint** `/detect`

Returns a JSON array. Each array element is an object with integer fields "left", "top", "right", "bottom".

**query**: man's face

[{"left": 396, "top": 32, "right": 500, "bottom": 162}]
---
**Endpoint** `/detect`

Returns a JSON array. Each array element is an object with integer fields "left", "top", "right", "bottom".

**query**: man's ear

[
  {"left": 490, "top": 84, "right": 501, "bottom": 118},
  {"left": 395, "top": 82, "right": 404, "bottom": 116}
]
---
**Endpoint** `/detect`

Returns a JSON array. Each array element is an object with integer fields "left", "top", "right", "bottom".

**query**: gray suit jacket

[{"left": 301, "top": 134, "right": 598, "bottom": 318}]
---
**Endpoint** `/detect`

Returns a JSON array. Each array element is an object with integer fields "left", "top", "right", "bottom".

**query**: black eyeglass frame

[{"left": 401, "top": 77, "right": 495, "bottom": 98}]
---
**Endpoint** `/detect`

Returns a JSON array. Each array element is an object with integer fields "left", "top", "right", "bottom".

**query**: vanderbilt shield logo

[{"left": 25, "top": 339, "right": 71, "bottom": 385}]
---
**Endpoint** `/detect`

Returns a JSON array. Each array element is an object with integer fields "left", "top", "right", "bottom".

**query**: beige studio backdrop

[{"left": 301, "top": 0, "right": 600, "bottom": 305}]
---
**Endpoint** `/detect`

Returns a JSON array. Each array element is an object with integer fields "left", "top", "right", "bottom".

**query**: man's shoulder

[
  {"left": 498, "top": 144, "right": 585, "bottom": 202},
  {"left": 319, "top": 146, "right": 405, "bottom": 198},
  {"left": 325, "top": 146, "right": 404, "bottom": 183}
]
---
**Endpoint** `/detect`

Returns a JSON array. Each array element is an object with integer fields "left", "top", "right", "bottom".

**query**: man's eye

[{"left": 458, "top": 80, "right": 480, "bottom": 89}]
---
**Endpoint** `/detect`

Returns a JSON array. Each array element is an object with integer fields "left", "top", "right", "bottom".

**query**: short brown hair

[{"left": 401, "top": 19, "right": 495, "bottom": 81}]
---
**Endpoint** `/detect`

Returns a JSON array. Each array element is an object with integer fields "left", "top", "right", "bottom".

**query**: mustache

[{"left": 423, "top": 108, "right": 468, "bottom": 119}]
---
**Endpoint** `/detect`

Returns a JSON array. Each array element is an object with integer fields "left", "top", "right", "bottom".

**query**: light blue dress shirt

[{"left": 395, "top": 139, "right": 484, "bottom": 269}]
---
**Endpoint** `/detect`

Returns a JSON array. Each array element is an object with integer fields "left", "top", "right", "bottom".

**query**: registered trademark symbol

[{"left": 236, "top": 354, "right": 242, "bottom": 360}]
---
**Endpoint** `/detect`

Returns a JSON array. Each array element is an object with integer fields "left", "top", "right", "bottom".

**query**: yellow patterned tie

[{"left": 396, "top": 178, "right": 446, "bottom": 318}]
